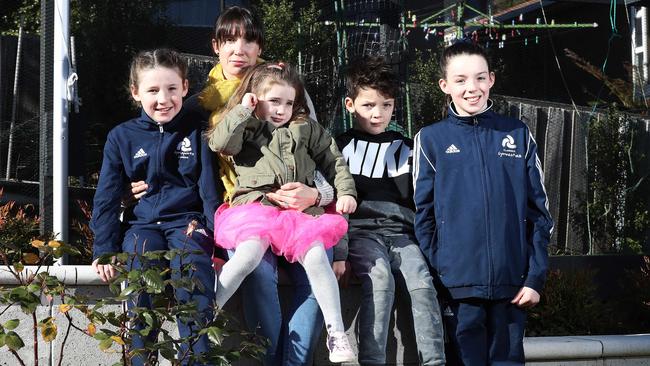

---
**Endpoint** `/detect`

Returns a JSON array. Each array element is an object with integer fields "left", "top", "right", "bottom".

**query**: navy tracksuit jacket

[{"left": 91, "top": 108, "right": 221, "bottom": 258}]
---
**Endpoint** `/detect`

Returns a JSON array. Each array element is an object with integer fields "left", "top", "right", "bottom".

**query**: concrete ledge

[
  {"left": 2, "top": 266, "right": 650, "bottom": 365},
  {"left": 0, "top": 265, "right": 104, "bottom": 285},
  {"left": 525, "top": 334, "right": 650, "bottom": 361}
]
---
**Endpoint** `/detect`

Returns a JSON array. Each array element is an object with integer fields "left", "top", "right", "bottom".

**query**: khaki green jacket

[{"left": 208, "top": 104, "right": 356, "bottom": 215}]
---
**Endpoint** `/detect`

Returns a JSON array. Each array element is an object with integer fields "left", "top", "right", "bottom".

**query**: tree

[
  {"left": 408, "top": 47, "right": 446, "bottom": 132},
  {"left": 0, "top": 0, "right": 40, "bottom": 35}
]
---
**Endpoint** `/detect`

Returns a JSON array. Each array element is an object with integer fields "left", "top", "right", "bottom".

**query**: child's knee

[
  {"left": 298, "top": 242, "right": 328, "bottom": 266},
  {"left": 366, "top": 258, "right": 394, "bottom": 290}
]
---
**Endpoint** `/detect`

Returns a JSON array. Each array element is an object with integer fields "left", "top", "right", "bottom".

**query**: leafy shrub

[
  {"left": 0, "top": 219, "right": 266, "bottom": 365},
  {"left": 527, "top": 269, "right": 614, "bottom": 336},
  {"left": 0, "top": 188, "right": 54, "bottom": 265}
]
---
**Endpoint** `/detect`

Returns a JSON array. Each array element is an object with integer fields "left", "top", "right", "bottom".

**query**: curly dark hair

[{"left": 345, "top": 55, "right": 399, "bottom": 100}]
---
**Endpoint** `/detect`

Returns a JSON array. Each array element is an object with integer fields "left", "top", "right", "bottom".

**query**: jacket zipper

[
  {"left": 152, "top": 123, "right": 164, "bottom": 219},
  {"left": 277, "top": 129, "right": 289, "bottom": 184},
  {"left": 473, "top": 117, "right": 494, "bottom": 298}
]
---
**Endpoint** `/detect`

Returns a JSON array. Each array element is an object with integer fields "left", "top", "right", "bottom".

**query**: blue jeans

[
  {"left": 122, "top": 219, "right": 215, "bottom": 366},
  {"left": 347, "top": 231, "right": 445, "bottom": 365},
  {"left": 230, "top": 248, "right": 333, "bottom": 366}
]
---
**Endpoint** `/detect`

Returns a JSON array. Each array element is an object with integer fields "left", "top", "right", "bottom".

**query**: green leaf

[
  {"left": 206, "top": 327, "right": 223, "bottom": 345},
  {"left": 93, "top": 332, "right": 109, "bottom": 341},
  {"left": 142, "top": 269, "right": 164, "bottom": 293},
  {"left": 98, "top": 337, "right": 113, "bottom": 351},
  {"left": 5, "top": 331, "right": 24, "bottom": 350},
  {"left": 119, "top": 285, "right": 137, "bottom": 297},
  {"left": 26, "top": 283, "right": 41, "bottom": 293},
  {"left": 160, "top": 347, "right": 175, "bottom": 360},
  {"left": 97, "top": 254, "right": 115, "bottom": 265},
  {"left": 12, "top": 262, "right": 24, "bottom": 273},
  {"left": 142, "top": 312, "right": 155, "bottom": 327},
  {"left": 0, "top": 333, "right": 5, "bottom": 347},
  {"left": 115, "top": 252, "right": 129, "bottom": 264},
  {"left": 127, "top": 270, "right": 141, "bottom": 282},
  {"left": 142, "top": 250, "right": 166, "bottom": 261},
  {"left": 3, "top": 319, "right": 19, "bottom": 330}
]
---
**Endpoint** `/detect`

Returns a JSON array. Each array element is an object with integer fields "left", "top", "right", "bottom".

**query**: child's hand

[
  {"left": 92, "top": 257, "right": 117, "bottom": 283},
  {"left": 121, "top": 180, "right": 148, "bottom": 208},
  {"left": 241, "top": 93, "right": 258, "bottom": 109},
  {"left": 511, "top": 286, "right": 540, "bottom": 308},
  {"left": 332, "top": 260, "right": 352, "bottom": 287},
  {"left": 336, "top": 195, "right": 357, "bottom": 214},
  {"left": 266, "top": 182, "right": 319, "bottom": 211}
]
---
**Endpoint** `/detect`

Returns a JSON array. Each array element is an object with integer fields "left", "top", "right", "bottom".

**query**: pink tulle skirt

[{"left": 214, "top": 203, "right": 348, "bottom": 263}]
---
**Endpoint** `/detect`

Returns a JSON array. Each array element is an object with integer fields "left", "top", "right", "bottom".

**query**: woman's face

[{"left": 212, "top": 36, "right": 261, "bottom": 80}]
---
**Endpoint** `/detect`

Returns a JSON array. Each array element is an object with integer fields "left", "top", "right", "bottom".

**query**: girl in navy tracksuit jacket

[
  {"left": 413, "top": 42, "right": 553, "bottom": 365},
  {"left": 90, "top": 49, "right": 220, "bottom": 365}
]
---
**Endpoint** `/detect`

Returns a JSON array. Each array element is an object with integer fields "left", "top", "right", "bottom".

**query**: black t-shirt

[{"left": 336, "top": 128, "right": 415, "bottom": 235}]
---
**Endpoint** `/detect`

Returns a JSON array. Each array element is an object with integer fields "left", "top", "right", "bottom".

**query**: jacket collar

[
  {"left": 447, "top": 99, "right": 495, "bottom": 125},
  {"left": 138, "top": 107, "right": 186, "bottom": 131}
]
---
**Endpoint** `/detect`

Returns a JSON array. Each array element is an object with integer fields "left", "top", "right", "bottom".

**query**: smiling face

[
  {"left": 213, "top": 36, "right": 261, "bottom": 80},
  {"left": 345, "top": 87, "right": 394, "bottom": 135},
  {"left": 439, "top": 54, "right": 495, "bottom": 116},
  {"left": 255, "top": 82, "right": 296, "bottom": 127},
  {"left": 130, "top": 66, "right": 188, "bottom": 124}
]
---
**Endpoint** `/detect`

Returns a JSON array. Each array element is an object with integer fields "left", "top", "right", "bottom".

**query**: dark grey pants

[{"left": 347, "top": 231, "right": 446, "bottom": 365}]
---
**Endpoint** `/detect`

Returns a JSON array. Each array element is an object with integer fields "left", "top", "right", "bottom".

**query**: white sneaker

[{"left": 326, "top": 331, "right": 356, "bottom": 363}]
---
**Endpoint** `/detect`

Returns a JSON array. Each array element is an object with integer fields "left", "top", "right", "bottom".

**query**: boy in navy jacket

[{"left": 413, "top": 42, "right": 553, "bottom": 365}]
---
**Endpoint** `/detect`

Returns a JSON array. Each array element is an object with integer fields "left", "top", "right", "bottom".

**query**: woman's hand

[
  {"left": 336, "top": 195, "right": 357, "bottom": 214},
  {"left": 121, "top": 181, "right": 148, "bottom": 208},
  {"left": 242, "top": 93, "right": 258, "bottom": 109},
  {"left": 266, "top": 182, "right": 318, "bottom": 211},
  {"left": 92, "top": 257, "right": 117, "bottom": 283}
]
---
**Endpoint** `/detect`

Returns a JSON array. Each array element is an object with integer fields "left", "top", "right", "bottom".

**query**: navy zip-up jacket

[
  {"left": 91, "top": 108, "right": 221, "bottom": 259},
  {"left": 413, "top": 101, "right": 553, "bottom": 300}
]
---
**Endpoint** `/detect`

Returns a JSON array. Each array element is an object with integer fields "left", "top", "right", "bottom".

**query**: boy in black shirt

[{"left": 334, "top": 56, "right": 445, "bottom": 365}]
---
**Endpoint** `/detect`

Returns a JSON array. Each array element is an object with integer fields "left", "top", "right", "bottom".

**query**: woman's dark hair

[{"left": 213, "top": 6, "right": 264, "bottom": 51}]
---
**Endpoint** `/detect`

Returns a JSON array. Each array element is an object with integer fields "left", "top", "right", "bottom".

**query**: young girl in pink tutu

[{"left": 206, "top": 61, "right": 357, "bottom": 363}]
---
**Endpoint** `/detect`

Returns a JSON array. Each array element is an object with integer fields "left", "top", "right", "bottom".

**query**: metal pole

[
  {"left": 5, "top": 22, "right": 24, "bottom": 179},
  {"left": 40, "top": 0, "right": 54, "bottom": 237},
  {"left": 53, "top": 0, "right": 69, "bottom": 259}
]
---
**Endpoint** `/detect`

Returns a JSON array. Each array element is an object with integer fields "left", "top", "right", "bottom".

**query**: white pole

[
  {"left": 53, "top": 0, "right": 69, "bottom": 261},
  {"left": 5, "top": 21, "right": 23, "bottom": 179}
]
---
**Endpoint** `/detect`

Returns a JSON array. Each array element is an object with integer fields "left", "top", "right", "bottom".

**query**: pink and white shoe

[{"left": 326, "top": 331, "right": 356, "bottom": 363}]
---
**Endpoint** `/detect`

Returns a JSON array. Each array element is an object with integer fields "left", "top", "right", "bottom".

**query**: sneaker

[{"left": 326, "top": 331, "right": 356, "bottom": 363}]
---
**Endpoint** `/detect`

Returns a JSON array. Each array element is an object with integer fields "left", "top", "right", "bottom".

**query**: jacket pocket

[
  {"left": 237, "top": 174, "right": 276, "bottom": 189},
  {"left": 434, "top": 219, "right": 444, "bottom": 273}
]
